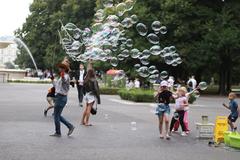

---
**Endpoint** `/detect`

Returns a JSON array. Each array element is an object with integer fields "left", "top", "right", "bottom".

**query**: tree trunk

[
  {"left": 195, "top": 69, "right": 202, "bottom": 85},
  {"left": 219, "top": 68, "right": 226, "bottom": 95},
  {"left": 226, "top": 49, "right": 232, "bottom": 93},
  {"left": 226, "top": 69, "right": 231, "bottom": 92}
]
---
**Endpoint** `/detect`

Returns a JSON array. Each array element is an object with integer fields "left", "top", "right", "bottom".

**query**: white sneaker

[
  {"left": 181, "top": 132, "right": 187, "bottom": 137},
  {"left": 172, "top": 129, "right": 178, "bottom": 133}
]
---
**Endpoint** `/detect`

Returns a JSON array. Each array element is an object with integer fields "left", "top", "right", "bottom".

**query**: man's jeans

[{"left": 54, "top": 94, "right": 73, "bottom": 134}]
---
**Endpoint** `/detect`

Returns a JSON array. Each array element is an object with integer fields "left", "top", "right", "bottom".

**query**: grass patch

[{"left": 8, "top": 79, "right": 51, "bottom": 84}]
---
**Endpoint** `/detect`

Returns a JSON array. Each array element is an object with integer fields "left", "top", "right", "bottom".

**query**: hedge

[
  {"left": 118, "top": 89, "right": 154, "bottom": 102},
  {"left": 8, "top": 79, "right": 51, "bottom": 84},
  {"left": 201, "top": 85, "right": 219, "bottom": 95},
  {"left": 118, "top": 89, "right": 196, "bottom": 104},
  {"left": 100, "top": 87, "right": 120, "bottom": 95}
]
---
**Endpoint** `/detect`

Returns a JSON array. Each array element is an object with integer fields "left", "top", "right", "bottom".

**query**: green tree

[
  {"left": 15, "top": 0, "right": 96, "bottom": 71},
  {"left": 16, "top": 0, "right": 240, "bottom": 94},
  {"left": 95, "top": 0, "right": 240, "bottom": 94}
]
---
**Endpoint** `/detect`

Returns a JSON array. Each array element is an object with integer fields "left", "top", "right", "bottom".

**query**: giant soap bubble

[
  {"left": 136, "top": 23, "right": 148, "bottom": 36},
  {"left": 151, "top": 21, "right": 161, "bottom": 33},
  {"left": 198, "top": 81, "right": 208, "bottom": 90},
  {"left": 59, "top": 0, "right": 183, "bottom": 82}
]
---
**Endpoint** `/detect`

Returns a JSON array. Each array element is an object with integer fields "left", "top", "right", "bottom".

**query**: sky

[{"left": 0, "top": 0, "right": 33, "bottom": 37}]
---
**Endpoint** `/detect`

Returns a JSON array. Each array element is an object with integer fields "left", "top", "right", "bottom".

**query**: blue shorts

[
  {"left": 155, "top": 104, "right": 170, "bottom": 116},
  {"left": 228, "top": 114, "right": 238, "bottom": 123}
]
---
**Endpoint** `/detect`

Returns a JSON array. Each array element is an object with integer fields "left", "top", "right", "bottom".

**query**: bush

[
  {"left": 118, "top": 89, "right": 154, "bottom": 102},
  {"left": 201, "top": 85, "right": 219, "bottom": 95},
  {"left": 188, "top": 94, "right": 197, "bottom": 104},
  {"left": 100, "top": 87, "right": 120, "bottom": 95},
  {"left": 118, "top": 89, "right": 197, "bottom": 104}
]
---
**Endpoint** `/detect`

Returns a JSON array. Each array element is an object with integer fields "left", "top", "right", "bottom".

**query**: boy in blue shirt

[{"left": 223, "top": 92, "right": 239, "bottom": 132}]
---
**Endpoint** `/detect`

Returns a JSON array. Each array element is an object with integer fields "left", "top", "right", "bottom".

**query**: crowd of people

[
  {"left": 43, "top": 57, "right": 239, "bottom": 139},
  {"left": 43, "top": 58, "right": 100, "bottom": 137},
  {"left": 154, "top": 79, "right": 239, "bottom": 140},
  {"left": 126, "top": 78, "right": 140, "bottom": 89}
]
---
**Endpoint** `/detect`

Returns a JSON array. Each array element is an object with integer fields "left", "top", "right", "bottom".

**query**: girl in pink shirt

[{"left": 170, "top": 87, "right": 189, "bottom": 136}]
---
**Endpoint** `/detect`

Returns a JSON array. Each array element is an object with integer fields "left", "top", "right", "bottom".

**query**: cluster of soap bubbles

[
  {"left": 59, "top": 0, "right": 137, "bottom": 63},
  {"left": 173, "top": 81, "right": 208, "bottom": 99},
  {"left": 136, "top": 22, "right": 182, "bottom": 67},
  {"left": 59, "top": 0, "right": 182, "bottom": 83}
]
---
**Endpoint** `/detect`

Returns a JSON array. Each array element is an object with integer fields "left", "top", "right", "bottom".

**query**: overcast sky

[{"left": 0, "top": 0, "right": 33, "bottom": 36}]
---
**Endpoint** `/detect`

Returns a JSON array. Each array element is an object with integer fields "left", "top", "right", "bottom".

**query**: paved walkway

[{"left": 0, "top": 83, "right": 239, "bottom": 160}]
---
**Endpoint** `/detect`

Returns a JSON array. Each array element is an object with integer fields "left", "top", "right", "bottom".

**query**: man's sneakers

[
  {"left": 50, "top": 126, "right": 75, "bottom": 137},
  {"left": 67, "top": 126, "right": 75, "bottom": 136},
  {"left": 49, "top": 133, "right": 61, "bottom": 137}
]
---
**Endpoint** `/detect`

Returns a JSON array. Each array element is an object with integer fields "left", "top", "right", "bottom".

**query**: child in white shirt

[{"left": 170, "top": 87, "right": 189, "bottom": 136}]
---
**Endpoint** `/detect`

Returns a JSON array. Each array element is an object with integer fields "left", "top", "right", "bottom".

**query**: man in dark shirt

[{"left": 74, "top": 63, "right": 87, "bottom": 107}]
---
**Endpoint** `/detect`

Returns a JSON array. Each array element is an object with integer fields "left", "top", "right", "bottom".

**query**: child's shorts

[
  {"left": 155, "top": 104, "right": 170, "bottom": 116},
  {"left": 228, "top": 114, "right": 238, "bottom": 122}
]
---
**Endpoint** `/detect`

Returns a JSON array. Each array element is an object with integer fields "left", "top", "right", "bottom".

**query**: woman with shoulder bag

[{"left": 81, "top": 69, "right": 100, "bottom": 126}]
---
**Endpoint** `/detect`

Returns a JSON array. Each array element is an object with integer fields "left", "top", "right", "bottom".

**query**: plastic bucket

[
  {"left": 224, "top": 131, "right": 231, "bottom": 146},
  {"left": 229, "top": 133, "right": 240, "bottom": 149}
]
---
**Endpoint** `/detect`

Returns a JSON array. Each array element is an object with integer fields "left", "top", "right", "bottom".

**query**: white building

[
  {"left": 0, "top": 40, "right": 26, "bottom": 82},
  {"left": 0, "top": 43, "right": 18, "bottom": 68}
]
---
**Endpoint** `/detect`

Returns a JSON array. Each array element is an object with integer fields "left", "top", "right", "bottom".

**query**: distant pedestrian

[
  {"left": 187, "top": 76, "right": 197, "bottom": 92},
  {"left": 50, "top": 58, "right": 75, "bottom": 137},
  {"left": 38, "top": 70, "right": 44, "bottom": 79},
  {"left": 127, "top": 80, "right": 134, "bottom": 89},
  {"left": 223, "top": 92, "right": 239, "bottom": 132},
  {"left": 74, "top": 63, "right": 87, "bottom": 107},
  {"left": 155, "top": 75, "right": 162, "bottom": 84},
  {"left": 81, "top": 69, "right": 101, "bottom": 126},
  {"left": 134, "top": 78, "right": 140, "bottom": 88},
  {"left": 167, "top": 76, "right": 174, "bottom": 91}
]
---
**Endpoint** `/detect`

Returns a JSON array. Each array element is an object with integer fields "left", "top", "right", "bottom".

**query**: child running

[
  {"left": 155, "top": 81, "right": 173, "bottom": 139},
  {"left": 44, "top": 76, "right": 55, "bottom": 116},
  {"left": 170, "top": 87, "right": 189, "bottom": 136},
  {"left": 223, "top": 92, "right": 239, "bottom": 132},
  {"left": 44, "top": 86, "right": 55, "bottom": 116}
]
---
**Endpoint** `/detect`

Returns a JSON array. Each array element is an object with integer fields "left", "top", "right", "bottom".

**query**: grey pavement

[{"left": 0, "top": 83, "right": 239, "bottom": 160}]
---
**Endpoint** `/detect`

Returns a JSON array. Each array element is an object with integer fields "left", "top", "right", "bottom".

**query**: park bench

[{"left": 231, "top": 88, "right": 240, "bottom": 96}]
